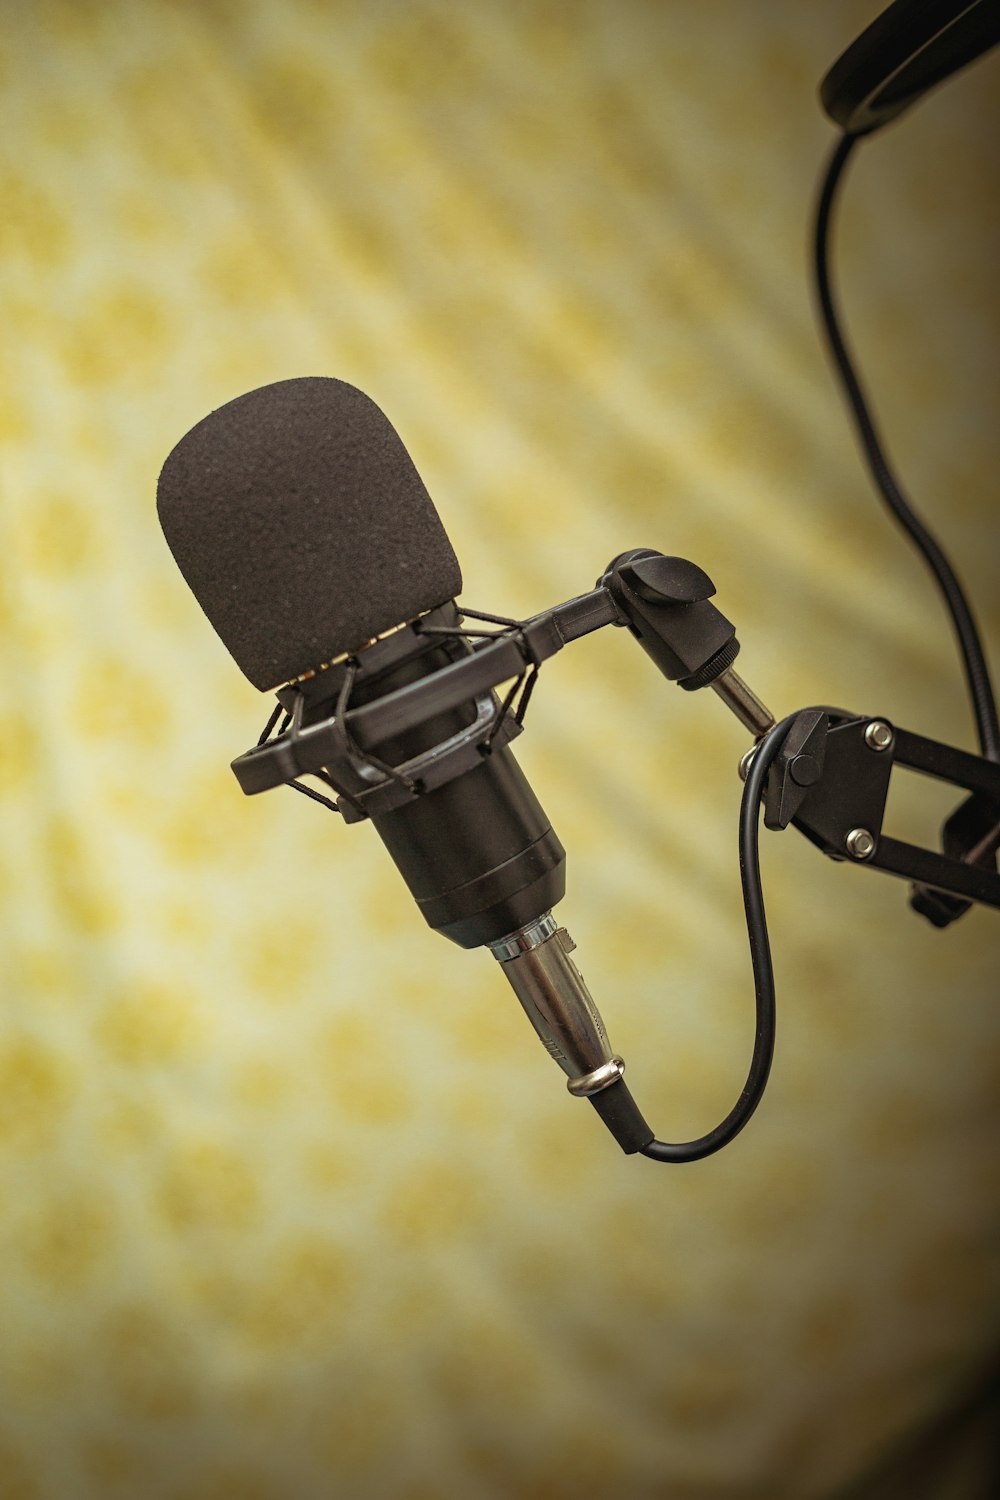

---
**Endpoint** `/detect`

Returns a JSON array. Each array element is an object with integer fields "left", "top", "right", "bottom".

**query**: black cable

[
  {"left": 640, "top": 715, "right": 795, "bottom": 1163},
  {"left": 814, "top": 131, "right": 1000, "bottom": 762}
]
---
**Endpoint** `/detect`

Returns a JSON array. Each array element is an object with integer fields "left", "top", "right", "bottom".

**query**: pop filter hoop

[{"left": 821, "top": 0, "right": 1000, "bottom": 134}]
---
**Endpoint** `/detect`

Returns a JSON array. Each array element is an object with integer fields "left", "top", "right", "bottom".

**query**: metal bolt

[
  {"left": 845, "top": 827, "right": 876, "bottom": 860},
  {"left": 738, "top": 744, "right": 758, "bottom": 782},
  {"left": 864, "top": 720, "right": 893, "bottom": 752}
]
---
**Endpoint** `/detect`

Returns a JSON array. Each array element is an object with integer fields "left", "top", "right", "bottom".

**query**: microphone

[
  {"left": 156, "top": 376, "right": 463, "bottom": 694},
  {"left": 158, "top": 376, "right": 655, "bottom": 1154}
]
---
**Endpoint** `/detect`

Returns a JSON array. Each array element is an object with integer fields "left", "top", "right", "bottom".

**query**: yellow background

[{"left": 1, "top": 3, "right": 998, "bottom": 1497}]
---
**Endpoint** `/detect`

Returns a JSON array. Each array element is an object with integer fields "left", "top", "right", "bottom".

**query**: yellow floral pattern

[{"left": 1, "top": 3, "right": 998, "bottom": 1496}]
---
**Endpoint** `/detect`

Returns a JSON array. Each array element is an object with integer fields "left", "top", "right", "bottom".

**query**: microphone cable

[
  {"left": 640, "top": 712, "right": 798, "bottom": 1163},
  {"left": 813, "top": 131, "right": 1000, "bottom": 763}
]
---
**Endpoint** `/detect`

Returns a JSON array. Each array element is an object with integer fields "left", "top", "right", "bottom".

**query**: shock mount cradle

[{"left": 232, "top": 546, "right": 1000, "bottom": 923}]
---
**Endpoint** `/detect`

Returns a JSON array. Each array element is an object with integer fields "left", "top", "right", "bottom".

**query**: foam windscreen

[{"left": 157, "top": 377, "right": 463, "bottom": 690}]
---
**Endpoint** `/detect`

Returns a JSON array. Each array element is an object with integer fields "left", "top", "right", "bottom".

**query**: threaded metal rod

[{"left": 711, "top": 668, "right": 775, "bottom": 739}]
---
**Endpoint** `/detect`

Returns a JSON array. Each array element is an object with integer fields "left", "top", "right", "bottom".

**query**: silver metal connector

[
  {"left": 488, "top": 912, "right": 559, "bottom": 962},
  {"left": 488, "top": 916, "right": 624, "bottom": 1096},
  {"left": 567, "top": 1057, "right": 625, "bottom": 1097},
  {"left": 711, "top": 667, "right": 775, "bottom": 740}
]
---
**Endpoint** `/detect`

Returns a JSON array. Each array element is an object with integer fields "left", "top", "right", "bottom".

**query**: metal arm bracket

[{"left": 767, "top": 712, "right": 1000, "bottom": 917}]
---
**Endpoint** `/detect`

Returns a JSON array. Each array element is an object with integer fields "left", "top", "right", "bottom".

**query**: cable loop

[{"left": 640, "top": 715, "right": 796, "bottom": 1162}]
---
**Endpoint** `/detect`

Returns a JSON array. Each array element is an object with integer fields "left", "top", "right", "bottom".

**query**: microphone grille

[{"left": 157, "top": 377, "right": 463, "bottom": 690}]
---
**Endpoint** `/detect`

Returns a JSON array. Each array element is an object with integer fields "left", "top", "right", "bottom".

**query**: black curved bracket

[{"left": 821, "top": 0, "right": 1000, "bottom": 135}]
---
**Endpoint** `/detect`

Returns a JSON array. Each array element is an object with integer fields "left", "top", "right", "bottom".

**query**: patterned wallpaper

[{"left": 1, "top": 3, "right": 998, "bottom": 1497}]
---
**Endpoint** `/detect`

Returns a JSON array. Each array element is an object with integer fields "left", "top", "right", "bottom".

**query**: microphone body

[
  {"left": 283, "top": 620, "right": 566, "bottom": 950},
  {"left": 372, "top": 747, "right": 566, "bottom": 950}
]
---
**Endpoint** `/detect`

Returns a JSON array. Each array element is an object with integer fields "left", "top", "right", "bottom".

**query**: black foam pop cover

[{"left": 157, "top": 377, "right": 463, "bottom": 690}]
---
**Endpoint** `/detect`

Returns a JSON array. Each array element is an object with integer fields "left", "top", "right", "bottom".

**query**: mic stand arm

[
  {"left": 594, "top": 549, "right": 1000, "bottom": 921},
  {"left": 759, "top": 709, "right": 1000, "bottom": 922}
]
